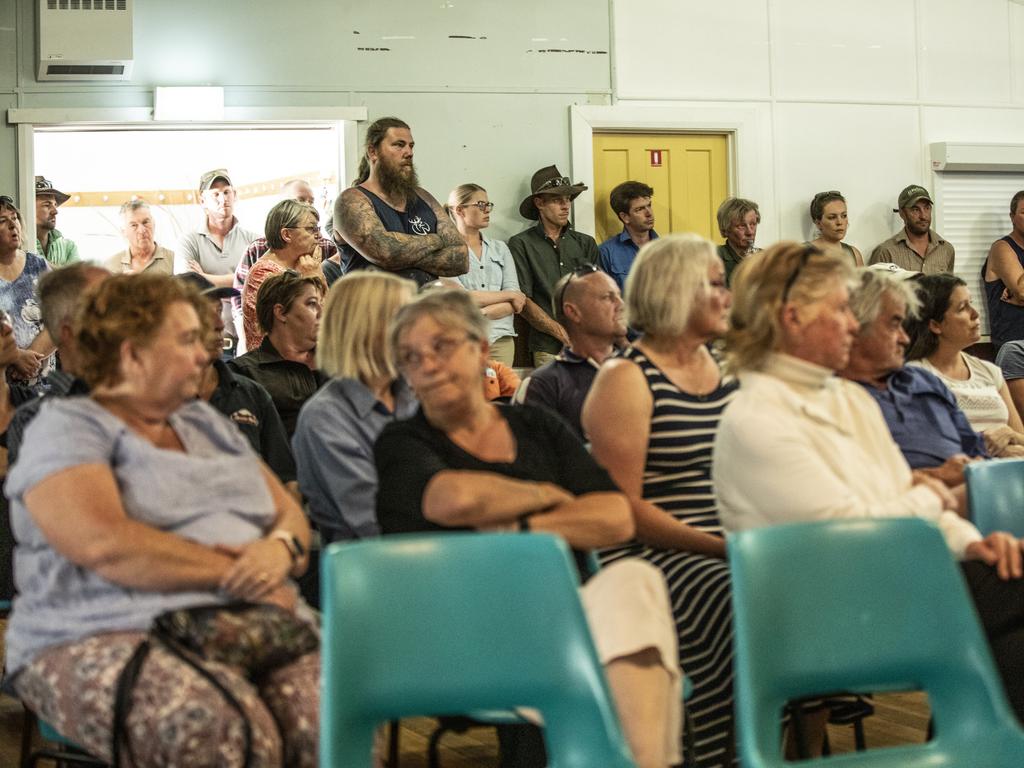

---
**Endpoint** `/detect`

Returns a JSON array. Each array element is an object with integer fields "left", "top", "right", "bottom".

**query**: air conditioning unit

[
  {"left": 931, "top": 142, "right": 1024, "bottom": 172},
  {"left": 38, "top": 0, "right": 133, "bottom": 81}
]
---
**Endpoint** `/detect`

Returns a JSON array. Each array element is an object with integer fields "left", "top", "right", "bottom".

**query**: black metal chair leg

[
  {"left": 427, "top": 722, "right": 449, "bottom": 768},
  {"left": 387, "top": 719, "right": 400, "bottom": 767}
]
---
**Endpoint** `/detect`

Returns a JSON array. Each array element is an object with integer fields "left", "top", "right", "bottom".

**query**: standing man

[
  {"left": 514, "top": 266, "right": 625, "bottom": 441},
  {"left": 176, "top": 168, "right": 258, "bottom": 358},
  {"left": 509, "top": 165, "right": 600, "bottom": 367},
  {"left": 598, "top": 181, "right": 657, "bottom": 291},
  {"left": 334, "top": 116, "right": 467, "bottom": 286},
  {"left": 34, "top": 176, "right": 79, "bottom": 267},
  {"left": 716, "top": 197, "right": 761, "bottom": 286},
  {"left": 105, "top": 200, "right": 174, "bottom": 275},
  {"left": 870, "top": 184, "right": 955, "bottom": 274}
]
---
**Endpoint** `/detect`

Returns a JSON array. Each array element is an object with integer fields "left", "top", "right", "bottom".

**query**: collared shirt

[
  {"left": 208, "top": 359, "right": 296, "bottom": 484},
  {"left": 35, "top": 229, "right": 79, "bottom": 267},
  {"left": 455, "top": 235, "right": 520, "bottom": 343},
  {"left": 718, "top": 242, "right": 759, "bottom": 286},
  {"left": 227, "top": 336, "right": 328, "bottom": 437},
  {"left": 513, "top": 346, "right": 617, "bottom": 442},
  {"left": 599, "top": 229, "right": 658, "bottom": 291},
  {"left": 105, "top": 244, "right": 175, "bottom": 275},
  {"left": 869, "top": 229, "right": 955, "bottom": 274},
  {"left": 854, "top": 366, "right": 987, "bottom": 469},
  {"left": 508, "top": 221, "right": 600, "bottom": 355},
  {"left": 292, "top": 376, "right": 418, "bottom": 543}
]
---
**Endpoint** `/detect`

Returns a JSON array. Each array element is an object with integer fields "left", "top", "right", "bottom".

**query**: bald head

[
  {"left": 554, "top": 269, "right": 626, "bottom": 340},
  {"left": 38, "top": 263, "right": 111, "bottom": 341},
  {"left": 283, "top": 180, "right": 315, "bottom": 205}
]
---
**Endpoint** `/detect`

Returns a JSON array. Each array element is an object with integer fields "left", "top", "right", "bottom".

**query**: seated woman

[
  {"left": 5, "top": 273, "right": 318, "bottom": 766},
  {"left": 375, "top": 290, "right": 682, "bottom": 768},
  {"left": 807, "top": 190, "right": 864, "bottom": 267},
  {"left": 906, "top": 273, "right": 1024, "bottom": 455},
  {"left": 0, "top": 196, "right": 55, "bottom": 386},
  {"left": 293, "top": 271, "right": 418, "bottom": 543},
  {"left": 714, "top": 242, "right": 1024, "bottom": 724},
  {"left": 229, "top": 270, "right": 328, "bottom": 437},
  {"left": 582, "top": 233, "right": 738, "bottom": 768},
  {"left": 241, "top": 199, "right": 324, "bottom": 351}
]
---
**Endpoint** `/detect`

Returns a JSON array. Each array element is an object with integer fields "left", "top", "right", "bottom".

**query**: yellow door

[{"left": 591, "top": 133, "right": 730, "bottom": 244}]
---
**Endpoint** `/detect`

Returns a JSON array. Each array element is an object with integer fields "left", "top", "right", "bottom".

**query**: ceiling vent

[{"left": 38, "top": 0, "right": 133, "bottom": 81}]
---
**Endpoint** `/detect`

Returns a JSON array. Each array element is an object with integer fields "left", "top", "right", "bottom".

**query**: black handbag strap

[{"left": 111, "top": 635, "right": 255, "bottom": 768}]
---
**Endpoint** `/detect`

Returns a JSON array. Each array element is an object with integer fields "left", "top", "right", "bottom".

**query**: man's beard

[{"left": 377, "top": 158, "right": 420, "bottom": 206}]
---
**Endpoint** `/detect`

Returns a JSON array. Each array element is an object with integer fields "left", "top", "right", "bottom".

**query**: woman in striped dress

[{"left": 584, "top": 233, "right": 738, "bottom": 768}]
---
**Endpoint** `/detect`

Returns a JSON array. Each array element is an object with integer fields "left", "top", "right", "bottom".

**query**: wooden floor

[{"left": 0, "top": 690, "right": 931, "bottom": 767}]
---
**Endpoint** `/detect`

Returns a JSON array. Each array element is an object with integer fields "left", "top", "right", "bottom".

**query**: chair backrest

[
  {"left": 965, "top": 458, "right": 1024, "bottom": 537},
  {"left": 321, "top": 532, "right": 636, "bottom": 768},
  {"left": 728, "top": 518, "right": 1021, "bottom": 768}
]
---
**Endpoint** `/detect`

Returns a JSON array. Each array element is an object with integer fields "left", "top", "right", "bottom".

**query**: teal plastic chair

[
  {"left": 728, "top": 518, "right": 1024, "bottom": 768},
  {"left": 321, "top": 532, "right": 636, "bottom": 768},
  {"left": 965, "top": 458, "right": 1024, "bottom": 537}
]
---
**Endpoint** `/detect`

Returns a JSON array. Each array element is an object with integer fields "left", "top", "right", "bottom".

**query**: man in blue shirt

[
  {"left": 840, "top": 268, "right": 986, "bottom": 486},
  {"left": 598, "top": 181, "right": 657, "bottom": 292}
]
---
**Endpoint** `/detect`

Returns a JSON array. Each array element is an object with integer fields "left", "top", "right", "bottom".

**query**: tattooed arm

[{"left": 336, "top": 187, "right": 469, "bottom": 276}]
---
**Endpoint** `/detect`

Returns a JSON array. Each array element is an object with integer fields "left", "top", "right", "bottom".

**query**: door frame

[
  {"left": 569, "top": 103, "right": 770, "bottom": 238},
  {"left": 8, "top": 106, "right": 367, "bottom": 239}
]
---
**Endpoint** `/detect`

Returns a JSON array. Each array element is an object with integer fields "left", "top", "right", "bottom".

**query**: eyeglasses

[
  {"left": 536, "top": 176, "right": 573, "bottom": 192},
  {"left": 287, "top": 225, "right": 321, "bottom": 235},
  {"left": 397, "top": 334, "right": 473, "bottom": 371},
  {"left": 781, "top": 245, "right": 820, "bottom": 303},
  {"left": 812, "top": 190, "right": 842, "bottom": 201},
  {"left": 461, "top": 201, "right": 495, "bottom": 213},
  {"left": 554, "top": 263, "right": 600, "bottom": 311}
]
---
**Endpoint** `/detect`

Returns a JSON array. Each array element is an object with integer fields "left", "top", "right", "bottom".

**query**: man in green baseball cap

[{"left": 868, "top": 184, "right": 955, "bottom": 274}]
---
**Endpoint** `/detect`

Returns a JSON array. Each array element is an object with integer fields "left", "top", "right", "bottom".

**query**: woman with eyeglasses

[
  {"left": 807, "top": 190, "right": 863, "bottom": 267},
  {"left": 241, "top": 199, "right": 325, "bottom": 351},
  {"left": 582, "top": 233, "right": 739, "bottom": 768},
  {"left": 375, "top": 288, "right": 683, "bottom": 768},
  {"left": 445, "top": 184, "right": 526, "bottom": 366},
  {"left": 714, "top": 241, "right": 1024, "bottom": 729},
  {"left": 0, "top": 196, "right": 56, "bottom": 387}
]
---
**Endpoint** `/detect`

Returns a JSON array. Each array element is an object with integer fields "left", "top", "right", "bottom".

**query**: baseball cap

[
  {"left": 895, "top": 185, "right": 932, "bottom": 212},
  {"left": 176, "top": 271, "right": 240, "bottom": 300},
  {"left": 198, "top": 168, "right": 233, "bottom": 194},
  {"left": 866, "top": 262, "right": 920, "bottom": 281}
]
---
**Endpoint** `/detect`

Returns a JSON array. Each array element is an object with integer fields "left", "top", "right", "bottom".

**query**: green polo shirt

[
  {"left": 718, "top": 242, "right": 749, "bottom": 286},
  {"left": 35, "top": 229, "right": 79, "bottom": 267},
  {"left": 509, "top": 221, "right": 600, "bottom": 355}
]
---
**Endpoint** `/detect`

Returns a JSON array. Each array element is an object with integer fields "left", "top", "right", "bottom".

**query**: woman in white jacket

[{"left": 713, "top": 242, "right": 1024, "bottom": 726}]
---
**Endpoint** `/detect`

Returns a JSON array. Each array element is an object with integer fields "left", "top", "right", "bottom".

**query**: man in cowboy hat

[
  {"left": 34, "top": 176, "right": 79, "bottom": 267},
  {"left": 509, "top": 165, "right": 600, "bottom": 367},
  {"left": 869, "top": 184, "right": 955, "bottom": 274}
]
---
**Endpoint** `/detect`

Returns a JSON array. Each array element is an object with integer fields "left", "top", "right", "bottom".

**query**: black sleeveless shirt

[
  {"left": 982, "top": 235, "right": 1024, "bottom": 348},
  {"left": 343, "top": 187, "right": 439, "bottom": 286}
]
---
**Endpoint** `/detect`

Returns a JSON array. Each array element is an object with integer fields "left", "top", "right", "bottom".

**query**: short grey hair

[
  {"left": 119, "top": 199, "right": 150, "bottom": 218},
  {"left": 849, "top": 269, "right": 921, "bottom": 332},
  {"left": 264, "top": 199, "right": 318, "bottom": 250},
  {"left": 389, "top": 288, "right": 489, "bottom": 365},
  {"left": 626, "top": 233, "right": 716, "bottom": 338}
]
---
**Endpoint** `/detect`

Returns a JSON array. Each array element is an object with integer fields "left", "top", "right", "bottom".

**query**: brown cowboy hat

[{"left": 518, "top": 165, "right": 588, "bottom": 220}]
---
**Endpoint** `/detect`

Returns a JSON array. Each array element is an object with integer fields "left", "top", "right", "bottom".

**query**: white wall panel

[
  {"left": 771, "top": 0, "right": 917, "bottom": 102},
  {"left": 612, "top": 0, "right": 770, "bottom": 100},
  {"left": 774, "top": 102, "right": 922, "bottom": 254},
  {"left": 1011, "top": 2, "right": 1024, "bottom": 104},
  {"left": 919, "top": 0, "right": 1012, "bottom": 104}
]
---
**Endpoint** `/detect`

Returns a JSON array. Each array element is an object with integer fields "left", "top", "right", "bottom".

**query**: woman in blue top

[
  {"left": 446, "top": 183, "right": 526, "bottom": 366},
  {"left": 6, "top": 274, "right": 318, "bottom": 766},
  {"left": 0, "top": 196, "right": 55, "bottom": 386}
]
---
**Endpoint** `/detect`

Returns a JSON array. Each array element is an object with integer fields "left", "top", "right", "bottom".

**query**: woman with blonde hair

[
  {"left": 582, "top": 233, "right": 739, "bottom": 768},
  {"left": 445, "top": 183, "right": 525, "bottom": 365},
  {"left": 714, "top": 242, "right": 1024, "bottom": 729},
  {"left": 292, "top": 271, "right": 417, "bottom": 543}
]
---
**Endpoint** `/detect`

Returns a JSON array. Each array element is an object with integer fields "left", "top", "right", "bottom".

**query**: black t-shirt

[{"left": 374, "top": 403, "right": 618, "bottom": 576}]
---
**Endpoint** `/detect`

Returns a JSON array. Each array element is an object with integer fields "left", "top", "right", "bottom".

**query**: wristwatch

[{"left": 269, "top": 530, "right": 306, "bottom": 563}]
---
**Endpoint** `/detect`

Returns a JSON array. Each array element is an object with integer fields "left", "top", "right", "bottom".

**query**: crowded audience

[{"left": 8, "top": 120, "right": 1024, "bottom": 768}]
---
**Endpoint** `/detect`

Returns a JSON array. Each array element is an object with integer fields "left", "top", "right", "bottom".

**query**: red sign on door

[{"left": 650, "top": 150, "right": 663, "bottom": 167}]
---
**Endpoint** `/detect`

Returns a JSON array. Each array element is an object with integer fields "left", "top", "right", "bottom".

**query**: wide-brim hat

[
  {"left": 34, "top": 176, "right": 70, "bottom": 207},
  {"left": 519, "top": 165, "right": 588, "bottom": 220},
  {"left": 176, "top": 271, "right": 240, "bottom": 299}
]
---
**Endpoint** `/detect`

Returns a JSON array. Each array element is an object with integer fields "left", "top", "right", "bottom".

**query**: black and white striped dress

[{"left": 600, "top": 347, "right": 739, "bottom": 768}]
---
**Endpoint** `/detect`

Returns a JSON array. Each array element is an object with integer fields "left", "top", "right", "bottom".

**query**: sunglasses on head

[{"left": 555, "top": 264, "right": 600, "bottom": 311}]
